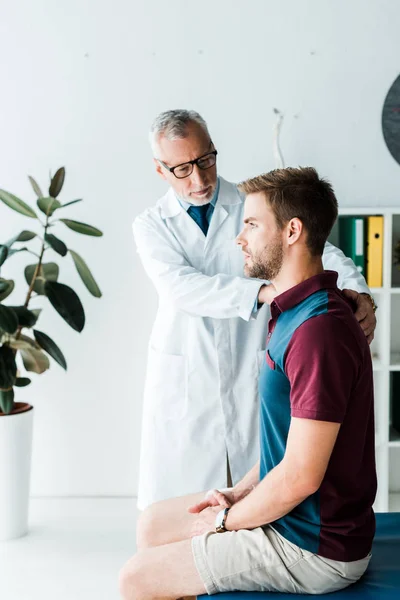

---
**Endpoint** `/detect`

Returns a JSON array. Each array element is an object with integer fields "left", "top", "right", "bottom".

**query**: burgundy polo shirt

[{"left": 259, "top": 271, "right": 377, "bottom": 561}]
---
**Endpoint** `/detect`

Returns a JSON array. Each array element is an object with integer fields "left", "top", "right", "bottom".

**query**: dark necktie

[{"left": 187, "top": 203, "right": 210, "bottom": 236}]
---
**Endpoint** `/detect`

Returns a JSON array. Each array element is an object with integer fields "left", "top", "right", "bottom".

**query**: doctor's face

[
  {"left": 236, "top": 192, "right": 284, "bottom": 281},
  {"left": 154, "top": 122, "right": 218, "bottom": 205}
]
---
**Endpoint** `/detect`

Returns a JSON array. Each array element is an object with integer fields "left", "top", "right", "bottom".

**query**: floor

[
  {"left": 0, "top": 499, "right": 138, "bottom": 600},
  {"left": 1, "top": 495, "right": 400, "bottom": 600}
]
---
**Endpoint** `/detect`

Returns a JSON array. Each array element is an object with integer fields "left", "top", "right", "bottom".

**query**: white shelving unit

[{"left": 330, "top": 207, "right": 400, "bottom": 512}]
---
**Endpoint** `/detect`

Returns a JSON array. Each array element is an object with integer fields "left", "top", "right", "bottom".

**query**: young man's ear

[
  {"left": 287, "top": 218, "right": 303, "bottom": 246},
  {"left": 154, "top": 158, "right": 167, "bottom": 180}
]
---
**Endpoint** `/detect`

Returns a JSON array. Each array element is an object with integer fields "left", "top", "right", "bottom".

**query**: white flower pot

[{"left": 0, "top": 404, "right": 34, "bottom": 541}]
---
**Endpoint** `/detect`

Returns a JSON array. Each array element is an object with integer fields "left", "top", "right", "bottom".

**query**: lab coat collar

[{"left": 159, "top": 176, "right": 243, "bottom": 220}]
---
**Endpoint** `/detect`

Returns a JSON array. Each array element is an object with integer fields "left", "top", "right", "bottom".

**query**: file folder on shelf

[
  {"left": 366, "top": 216, "right": 383, "bottom": 288},
  {"left": 391, "top": 372, "right": 400, "bottom": 437},
  {"left": 339, "top": 216, "right": 365, "bottom": 276}
]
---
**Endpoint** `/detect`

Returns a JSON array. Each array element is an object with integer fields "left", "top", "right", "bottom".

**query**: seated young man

[{"left": 119, "top": 167, "right": 376, "bottom": 598}]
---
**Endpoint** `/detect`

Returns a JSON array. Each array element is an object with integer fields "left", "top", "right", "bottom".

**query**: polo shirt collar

[{"left": 272, "top": 270, "right": 339, "bottom": 316}]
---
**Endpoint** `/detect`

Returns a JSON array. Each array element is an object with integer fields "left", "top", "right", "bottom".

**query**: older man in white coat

[{"left": 133, "top": 109, "right": 376, "bottom": 511}]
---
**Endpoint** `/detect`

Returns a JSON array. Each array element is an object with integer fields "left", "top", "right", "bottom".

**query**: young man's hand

[
  {"left": 189, "top": 506, "right": 222, "bottom": 537},
  {"left": 187, "top": 488, "right": 233, "bottom": 514},
  {"left": 342, "top": 289, "right": 377, "bottom": 344}
]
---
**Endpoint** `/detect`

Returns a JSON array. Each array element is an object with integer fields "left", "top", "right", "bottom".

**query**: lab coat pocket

[{"left": 147, "top": 348, "right": 187, "bottom": 420}]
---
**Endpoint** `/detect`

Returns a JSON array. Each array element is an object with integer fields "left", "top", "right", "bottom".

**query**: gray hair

[{"left": 149, "top": 109, "right": 210, "bottom": 154}]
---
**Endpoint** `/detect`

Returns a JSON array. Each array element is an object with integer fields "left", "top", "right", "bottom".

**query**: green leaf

[
  {"left": 59, "top": 219, "right": 103, "bottom": 237},
  {"left": 45, "top": 233, "right": 67, "bottom": 256},
  {"left": 25, "top": 262, "right": 59, "bottom": 295},
  {"left": 24, "top": 264, "right": 44, "bottom": 295},
  {"left": 15, "top": 377, "right": 31, "bottom": 387},
  {"left": 30, "top": 308, "right": 42, "bottom": 321},
  {"left": 8, "top": 336, "right": 40, "bottom": 351},
  {"left": 7, "top": 247, "right": 28, "bottom": 258},
  {"left": 0, "top": 190, "right": 38, "bottom": 218},
  {"left": 37, "top": 196, "right": 62, "bottom": 216},
  {"left": 6, "top": 230, "right": 37, "bottom": 247},
  {"left": 49, "top": 167, "right": 65, "bottom": 198},
  {"left": 69, "top": 249, "right": 102, "bottom": 297},
  {"left": 19, "top": 333, "right": 41, "bottom": 349},
  {"left": 8, "top": 306, "right": 39, "bottom": 328},
  {"left": 0, "top": 245, "right": 8, "bottom": 267},
  {"left": 0, "top": 388, "right": 15, "bottom": 414},
  {"left": 28, "top": 175, "right": 43, "bottom": 198},
  {"left": 0, "top": 345, "right": 17, "bottom": 389},
  {"left": 44, "top": 281, "right": 85, "bottom": 332},
  {"left": 20, "top": 347, "right": 50, "bottom": 374},
  {"left": 59, "top": 199, "right": 82, "bottom": 209},
  {"left": 0, "top": 278, "right": 15, "bottom": 302},
  {"left": 33, "top": 329, "right": 67, "bottom": 370},
  {"left": 0, "top": 304, "right": 18, "bottom": 334},
  {"left": 9, "top": 339, "right": 32, "bottom": 350}
]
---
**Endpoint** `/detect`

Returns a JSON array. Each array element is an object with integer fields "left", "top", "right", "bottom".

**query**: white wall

[{"left": 0, "top": 0, "right": 399, "bottom": 496}]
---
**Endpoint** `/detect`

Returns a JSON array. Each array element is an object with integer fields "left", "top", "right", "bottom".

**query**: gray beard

[{"left": 181, "top": 186, "right": 216, "bottom": 206}]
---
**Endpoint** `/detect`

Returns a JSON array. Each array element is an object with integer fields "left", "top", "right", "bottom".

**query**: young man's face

[
  {"left": 153, "top": 122, "right": 218, "bottom": 206},
  {"left": 236, "top": 192, "right": 284, "bottom": 281}
]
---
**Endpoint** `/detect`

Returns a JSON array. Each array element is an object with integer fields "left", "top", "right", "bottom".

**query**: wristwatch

[
  {"left": 362, "top": 293, "right": 378, "bottom": 313},
  {"left": 215, "top": 507, "right": 230, "bottom": 533}
]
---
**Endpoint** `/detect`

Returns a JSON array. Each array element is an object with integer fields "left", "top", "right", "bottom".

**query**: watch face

[
  {"left": 382, "top": 74, "right": 400, "bottom": 166},
  {"left": 215, "top": 508, "right": 228, "bottom": 532}
]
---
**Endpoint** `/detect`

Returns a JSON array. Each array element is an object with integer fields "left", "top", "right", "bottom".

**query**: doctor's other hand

[
  {"left": 187, "top": 488, "right": 233, "bottom": 514},
  {"left": 342, "top": 289, "right": 376, "bottom": 344},
  {"left": 258, "top": 283, "right": 278, "bottom": 305}
]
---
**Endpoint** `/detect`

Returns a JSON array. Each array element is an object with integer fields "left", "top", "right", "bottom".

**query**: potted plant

[{"left": 0, "top": 167, "right": 102, "bottom": 541}]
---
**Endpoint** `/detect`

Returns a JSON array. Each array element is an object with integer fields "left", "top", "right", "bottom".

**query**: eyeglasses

[{"left": 158, "top": 149, "right": 218, "bottom": 179}]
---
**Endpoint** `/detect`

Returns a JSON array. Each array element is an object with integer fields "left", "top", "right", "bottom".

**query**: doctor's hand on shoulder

[
  {"left": 342, "top": 289, "right": 377, "bottom": 344},
  {"left": 258, "top": 283, "right": 278, "bottom": 305}
]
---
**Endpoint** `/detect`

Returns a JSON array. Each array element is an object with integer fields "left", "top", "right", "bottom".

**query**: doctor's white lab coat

[{"left": 133, "top": 177, "right": 369, "bottom": 509}]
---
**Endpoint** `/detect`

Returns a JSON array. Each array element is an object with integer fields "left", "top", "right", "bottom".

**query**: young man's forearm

[
  {"left": 231, "top": 460, "right": 260, "bottom": 502},
  {"left": 226, "top": 459, "right": 315, "bottom": 531}
]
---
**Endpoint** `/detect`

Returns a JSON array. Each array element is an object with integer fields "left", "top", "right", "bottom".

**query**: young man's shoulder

[{"left": 289, "top": 288, "right": 369, "bottom": 362}]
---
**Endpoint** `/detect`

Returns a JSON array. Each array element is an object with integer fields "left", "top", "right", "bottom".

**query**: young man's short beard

[{"left": 246, "top": 241, "right": 284, "bottom": 281}]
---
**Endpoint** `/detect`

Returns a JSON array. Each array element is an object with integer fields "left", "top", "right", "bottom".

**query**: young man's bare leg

[
  {"left": 137, "top": 455, "right": 234, "bottom": 550},
  {"left": 136, "top": 490, "right": 207, "bottom": 550},
  {"left": 119, "top": 539, "right": 206, "bottom": 600}
]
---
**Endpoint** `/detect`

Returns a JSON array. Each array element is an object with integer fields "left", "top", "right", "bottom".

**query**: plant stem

[{"left": 15, "top": 215, "right": 50, "bottom": 339}]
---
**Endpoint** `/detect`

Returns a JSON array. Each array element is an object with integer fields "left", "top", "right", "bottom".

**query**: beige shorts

[{"left": 191, "top": 525, "right": 371, "bottom": 595}]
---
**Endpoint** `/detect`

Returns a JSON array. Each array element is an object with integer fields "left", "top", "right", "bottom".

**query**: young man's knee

[
  {"left": 136, "top": 503, "right": 162, "bottom": 550},
  {"left": 119, "top": 555, "right": 148, "bottom": 600}
]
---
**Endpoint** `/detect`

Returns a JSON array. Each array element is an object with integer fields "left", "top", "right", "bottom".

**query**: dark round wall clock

[{"left": 382, "top": 74, "right": 400, "bottom": 166}]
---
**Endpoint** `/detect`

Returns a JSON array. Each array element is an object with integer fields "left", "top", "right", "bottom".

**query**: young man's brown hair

[{"left": 238, "top": 167, "right": 338, "bottom": 255}]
